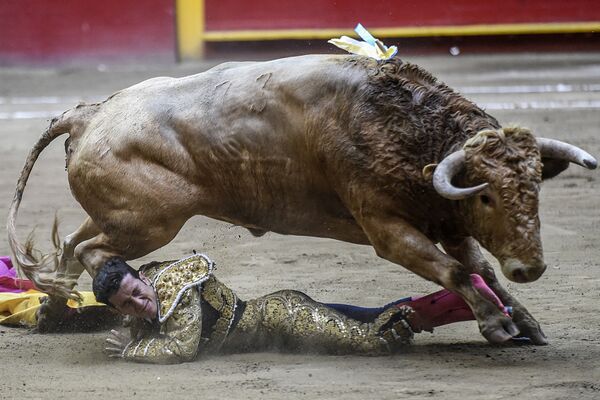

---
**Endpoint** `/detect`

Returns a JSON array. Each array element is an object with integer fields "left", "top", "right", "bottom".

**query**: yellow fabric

[{"left": 0, "top": 290, "right": 104, "bottom": 327}]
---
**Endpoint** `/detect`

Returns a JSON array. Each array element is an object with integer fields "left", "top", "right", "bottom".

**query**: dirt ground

[{"left": 0, "top": 53, "right": 599, "bottom": 399}]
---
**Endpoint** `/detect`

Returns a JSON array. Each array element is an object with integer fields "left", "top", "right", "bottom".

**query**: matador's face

[{"left": 108, "top": 272, "right": 158, "bottom": 320}]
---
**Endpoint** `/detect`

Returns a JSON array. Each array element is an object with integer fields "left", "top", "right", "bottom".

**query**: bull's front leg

[
  {"left": 359, "top": 214, "right": 519, "bottom": 344},
  {"left": 442, "top": 237, "right": 548, "bottom": 345}
]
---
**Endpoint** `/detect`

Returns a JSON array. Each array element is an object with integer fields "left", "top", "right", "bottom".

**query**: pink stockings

[{"left": 400, "top": 274, "right": 509, "bottom": 332}]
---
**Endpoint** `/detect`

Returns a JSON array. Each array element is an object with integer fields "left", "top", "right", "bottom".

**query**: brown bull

[{"left": 7, "top": 55, "right": 597, "bottom": 343}]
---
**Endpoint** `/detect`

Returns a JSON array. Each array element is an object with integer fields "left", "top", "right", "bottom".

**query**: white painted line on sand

[
  {"left": 481, "top": 100, "right": 600, "bottom": 110},
  {"left": 1, "top": 83, "right": 600, "bottom": 105},
  {"left": 0, "top": 96, "right": 103, "bottom": 105},
  {"left": 459, "top": 83, "right": 600, "bottom": 94},
  {"left": 2, "top": 100, "right": 600, "bottom": 119},
  {"left": 2, "top": 84, "right": 600, "bottom": 119},
  {"left": 0, "top": 111, "right": 61, "bottom": 120}
]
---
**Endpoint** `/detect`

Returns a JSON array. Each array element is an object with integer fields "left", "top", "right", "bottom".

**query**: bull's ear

[
  {"left": 422, "top": 163, "right": 437, "bottom": 181},
  {"left": 541, "top": 157, "right": 570, "bottom": 180}
]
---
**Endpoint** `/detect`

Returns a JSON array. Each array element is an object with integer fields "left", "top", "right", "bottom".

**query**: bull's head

[{"left": 431, "top": 127, "right": 597, "bottom": 283}]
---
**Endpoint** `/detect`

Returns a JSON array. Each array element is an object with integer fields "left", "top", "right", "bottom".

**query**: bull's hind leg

[
  {"left": 442, "top": 237, "right": 547, "bottom": 345},
  {"left": 73, "top": 217, "right": 187, "bottom": 281},
  {"left": 356, "top": 212, "right": 519, "bottom": 344},
  {"left": 37, "top": 217, "right": 101, "bottom": 332},
  {"left": 58, "top": 217, "right": 101, "bottom": 288}
]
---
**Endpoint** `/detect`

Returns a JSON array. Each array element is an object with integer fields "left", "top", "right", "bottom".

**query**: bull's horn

[
  {"left": 537, "top": 138, "right": 598, "bottom": 170},
  {"left": 433, "top": 150, "right": 489, "bottom": 200}
]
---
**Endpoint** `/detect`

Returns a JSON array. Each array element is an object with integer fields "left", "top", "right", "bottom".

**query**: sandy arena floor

[{"left": 0, "top": 53, "right": 599, "bottom": 399}]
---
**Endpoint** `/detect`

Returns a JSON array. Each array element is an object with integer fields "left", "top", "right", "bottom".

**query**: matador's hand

[{"left": 105, "top": 329, "right": 129, "bottom": 358}]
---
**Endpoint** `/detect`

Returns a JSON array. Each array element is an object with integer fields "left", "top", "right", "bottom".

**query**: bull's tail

[{"left": 7, "top": 106, "right": 90, "bottom": 299}]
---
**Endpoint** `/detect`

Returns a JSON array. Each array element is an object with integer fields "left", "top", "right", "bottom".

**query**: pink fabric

[
  {"left": 0, "top": 256, "right": 14, "bottom": 273},
  {"left": 398, "top": 274, "right": 507, "bottom": 332},
  {"left": 0, "top": 256, "right": 35, "bottom": 293}
]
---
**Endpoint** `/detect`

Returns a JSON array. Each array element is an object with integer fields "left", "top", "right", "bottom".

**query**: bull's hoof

[
  {"left": 35, "top": 297, "right": 68, "bottom": 333},
  {"left": 480, "top": 316, "right": 520, "bottom": 344},
  {"left": 36, "top": 295, "right": 123, "bottom": 333},
  {"left": 511, "top": 311, "right": 548, "bottom": 346}
]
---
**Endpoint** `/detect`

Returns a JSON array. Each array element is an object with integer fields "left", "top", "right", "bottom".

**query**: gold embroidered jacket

[{"left": 121, "top": 254, "right": 413, "bottom": 364}]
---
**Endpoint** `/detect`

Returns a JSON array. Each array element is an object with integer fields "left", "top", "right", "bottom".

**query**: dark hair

[{"left": 92, "top": 257, "right": 139, "bottom": 307}]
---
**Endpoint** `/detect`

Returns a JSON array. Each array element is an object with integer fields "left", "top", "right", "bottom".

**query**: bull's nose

[{"left": 501, "top": 259, "right": 546, "bottom": 283}]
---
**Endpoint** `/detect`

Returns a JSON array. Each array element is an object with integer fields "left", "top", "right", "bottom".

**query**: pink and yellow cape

[{"left": 0, "top": 256, "right": 104, "bottom": 327}]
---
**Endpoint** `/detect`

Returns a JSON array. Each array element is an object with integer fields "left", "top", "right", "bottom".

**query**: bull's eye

[{"left": 480, "top": 194, "right": 492, "bottom": 206}]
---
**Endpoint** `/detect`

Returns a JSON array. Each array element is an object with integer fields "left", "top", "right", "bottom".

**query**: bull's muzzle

[{"left": 501, "top": 258, "right": 547, "bottom": 283}]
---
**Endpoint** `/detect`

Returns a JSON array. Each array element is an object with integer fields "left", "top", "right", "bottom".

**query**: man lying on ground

[{"left": 93, "top": 254, "right": 511, "bottom": 364}]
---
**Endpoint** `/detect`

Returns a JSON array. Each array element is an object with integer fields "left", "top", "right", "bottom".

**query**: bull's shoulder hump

[
  {"left": 124, "top": 76, "right": 177, "bottom": 91},
  {"left": 100, "top": 54, "right": 370, "bottom": 118},
  {"left": 114, "top": 55, "right": 365, "bottom": 96},
  {"left": 209, "top": 54, "right": 350, "bottom": 72},
  {"left": 207, "top": 54, "right": 364, "bottom": 79},
  {"left": 210, "top": 55, "right": 370, "bottom": 96}
]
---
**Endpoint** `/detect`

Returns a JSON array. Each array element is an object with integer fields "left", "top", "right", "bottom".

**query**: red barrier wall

[
  {"left": 1, "top": 1, "right": 598, "bottom": 63},
  {"left": 0, "top": 0, "right": 175, "bottom": 63},
  {"left": 205, "top": 0, "right": 600, "bottom": 31}
]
